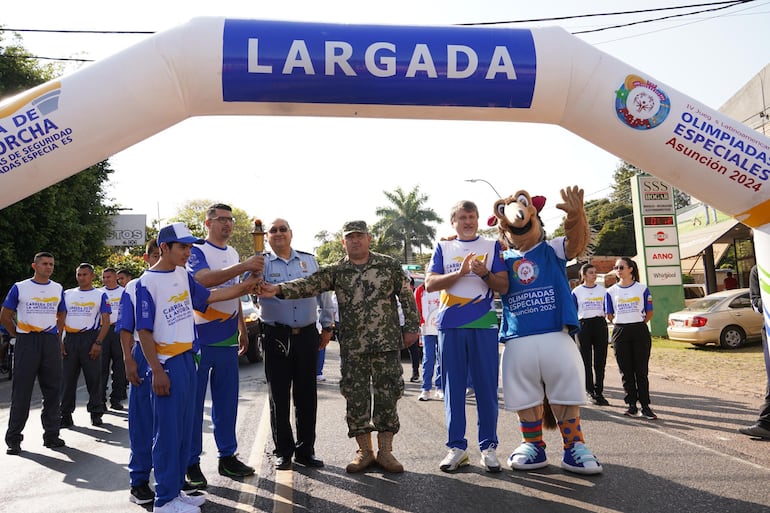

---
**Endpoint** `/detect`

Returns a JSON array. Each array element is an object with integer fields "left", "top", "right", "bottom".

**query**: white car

[{"left": 667, "top": 288, "right": 764, "bottom": 349}]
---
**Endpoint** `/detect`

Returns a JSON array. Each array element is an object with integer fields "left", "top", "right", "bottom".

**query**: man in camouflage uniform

[{"left": 259, "top": 220, "right": 420, "bottom": 473}]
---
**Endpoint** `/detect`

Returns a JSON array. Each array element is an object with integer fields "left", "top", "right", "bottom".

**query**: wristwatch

[
  {"left": 94, "top": 340, "right": 103, "bottom": 346},
  {"left": 321, "top": 326, "right": 333, "bottom": 333}
]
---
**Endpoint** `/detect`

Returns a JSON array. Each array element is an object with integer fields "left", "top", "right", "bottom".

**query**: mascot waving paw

[{"left": 494, "top": 187, "right": 602, "bottom": 475}]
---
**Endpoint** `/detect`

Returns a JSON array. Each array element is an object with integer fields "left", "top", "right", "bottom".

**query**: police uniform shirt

[{"left": 260, "top": 249, "right": 333, "bottom": 328}]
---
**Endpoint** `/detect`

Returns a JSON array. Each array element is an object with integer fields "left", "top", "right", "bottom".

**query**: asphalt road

[{"left": 0, "top": 343, "right": 768, "bottom": 513}]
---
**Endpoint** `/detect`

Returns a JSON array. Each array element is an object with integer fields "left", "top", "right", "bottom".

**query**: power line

[
  {"left": 458, "top": 0, "right": 752, "bottom": 26},
  {"left": 0, "top": 1, "right": 759, "bottom": 63},
  {"left": 572, "top": 0, "right": 753, "bottom": 34}
]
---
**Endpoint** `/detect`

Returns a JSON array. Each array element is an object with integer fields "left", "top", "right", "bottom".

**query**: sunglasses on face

[
  {"left": 614, "top": 265, "right": 627, "bottom": 270},
  {"left": 269, "top": 226, "right": 289, "bottom": 234}
]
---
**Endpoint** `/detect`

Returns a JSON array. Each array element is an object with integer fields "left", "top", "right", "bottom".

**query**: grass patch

[{"left": 647, "top": 337, "right": 767, "bottom": 395}]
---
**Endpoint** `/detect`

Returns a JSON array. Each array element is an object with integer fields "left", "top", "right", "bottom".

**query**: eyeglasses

[
  {"left": 210, "top": 216, "right": 236, "bottom": 224},
  {"left": 614, "top": 265, "right": 627, "bottom": 270},
  {"left": 269, "top": 226, "right": 289, "bottom": 234}
]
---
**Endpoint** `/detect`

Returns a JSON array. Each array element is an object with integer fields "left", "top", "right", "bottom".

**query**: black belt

[{"left": 266, "top": 322, "right": 316, "bottom": 335}]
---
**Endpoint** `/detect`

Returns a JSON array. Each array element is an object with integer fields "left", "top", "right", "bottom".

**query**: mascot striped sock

[
  {"left": 520, "top": 419, "right": 544, "bottom": 446},
  {"left": 558, "top": 417, "right": 585, "bottom": 449}
]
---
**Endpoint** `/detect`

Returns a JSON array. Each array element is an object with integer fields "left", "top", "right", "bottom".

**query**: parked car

[
  {"left": 683, "top": 283, "right": 707, "bottom": 306},
  {"left": 667, "top": 288, "right": 763, "bottom": 349},
  {"left": 241, "top": 294, "right": 262, "bottom": 363}
]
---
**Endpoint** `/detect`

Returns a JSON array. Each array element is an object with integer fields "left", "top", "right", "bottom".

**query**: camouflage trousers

[{"left": 340, "top": 350, "right": 404, "bottom": 437}]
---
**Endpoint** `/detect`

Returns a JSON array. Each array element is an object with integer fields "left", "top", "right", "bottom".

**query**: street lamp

[{"left": 464, "top": 178, "right": 502, "bottom": 198}]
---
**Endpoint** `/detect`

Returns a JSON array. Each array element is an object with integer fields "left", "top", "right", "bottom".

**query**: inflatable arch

[{"left": 1, "top": 18, "right": 769, "bottom": 294}]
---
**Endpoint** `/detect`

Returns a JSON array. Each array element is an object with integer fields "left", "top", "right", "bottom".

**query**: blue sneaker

[
  {"left": 507, "top": 442, "right": 548, "bottom": 470},
  {"left": 561, "top": 442, "right": 603, "bottom": 475}
]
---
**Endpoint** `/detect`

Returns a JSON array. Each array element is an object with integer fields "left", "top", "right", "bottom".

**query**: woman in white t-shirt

[
  {"left": 605, "top": 257, "right": 656, "bottom": 420},
  {"left": 571, "top": 263, "right": 609, "bottom": 406}
]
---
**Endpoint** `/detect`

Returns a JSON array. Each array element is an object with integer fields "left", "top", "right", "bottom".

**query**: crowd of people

[{"left": 1, "top": 199, "right": 767, "bottom": 513}]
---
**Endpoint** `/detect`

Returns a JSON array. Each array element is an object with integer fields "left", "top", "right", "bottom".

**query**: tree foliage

[
  {"left": 552, "top": 161, "right": 692, "bottom": 258},
  {"left": 0, "top": 32, "right": 59, "bottom": 97},
  {"left": 0, "top": 161, "right": 116, "bottom": 291},
  {"left": 0, "top": 35, "right": 117, "bottom": 292},
  {"left": 374, "top": 185, "right": 442, "bottom": 263},
  {"left": 169, "top": 199, "right": 260, "bottom": 258}
]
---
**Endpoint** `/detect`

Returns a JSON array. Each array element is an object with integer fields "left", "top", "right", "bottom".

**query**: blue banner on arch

[{"left": 222, "top": 19, "right": 537, "bottom": 109}]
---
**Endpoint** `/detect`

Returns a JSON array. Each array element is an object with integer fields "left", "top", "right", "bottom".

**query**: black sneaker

[
  {"left": 60, "top": 414, "right": 74, "bottom": 429},
  {"left": 43, "top": 437, "right": 66, "bottom": 448},
  {"left": 219, "top": 454, "right": 255, "bottom": 477},
  {"left": 593, "top": 395, "right": 610, "bottom": 406},
  {"left": 91, "top": 414, "right": 103, "bottom": 426},
  {"left": 623, "top": 405, "right": 639, "bottom": 417},
  {"left": 6, "top": 442, "right": 21, "bottom": 455},
  {"left": 186, "top": 463, "right": 208, "bottom": 489},
  {"left": 640, "top": 406, "right": 658, "bottom": 420},
  {"left": 110, "top": 401, "right": 125, "bottom": 411},
  {"left": 182, "top": 481, "right": 199, "bottom": 492},
  {"left": 129, "top": 482, "right": 154, "bottom": 505},
  {"left": 409, "top": 374, "right": 420, "bottom": 383}
]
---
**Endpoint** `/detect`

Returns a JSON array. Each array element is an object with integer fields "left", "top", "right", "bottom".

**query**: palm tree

[{"left": 375, "top": 185, "right": 442, "bottom": 263}]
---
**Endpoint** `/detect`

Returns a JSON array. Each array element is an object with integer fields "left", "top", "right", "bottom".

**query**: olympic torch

[{"left": 251, "top": 218, "right": 266, "bottom": 255}]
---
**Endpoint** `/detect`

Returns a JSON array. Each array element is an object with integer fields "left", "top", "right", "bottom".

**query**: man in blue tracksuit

[
  {"left": 116, "top": 239, "right": 159, "bottom": 505},
  {"left": 185, "top": 204, "right": 264, "bottom": 488},
  {"left": 425, "top": 200, "right": 508, "bottom": 473}
]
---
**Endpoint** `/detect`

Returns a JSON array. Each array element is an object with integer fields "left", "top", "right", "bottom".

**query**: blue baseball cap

[{"left": 157, "top": 222, "right": 204, "bottom": 245}]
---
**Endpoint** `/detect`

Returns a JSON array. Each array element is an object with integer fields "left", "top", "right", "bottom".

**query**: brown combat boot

[
  {"left": 346, "top": 433, "right": 375, "bottom": 473},
  {"left": 376, "top": 431, "right": 404, "bottom": 473}
]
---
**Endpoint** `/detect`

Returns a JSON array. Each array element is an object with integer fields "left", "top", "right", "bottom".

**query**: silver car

[{"left": 667, "top": 288, "right": 764, "bottom": 349}]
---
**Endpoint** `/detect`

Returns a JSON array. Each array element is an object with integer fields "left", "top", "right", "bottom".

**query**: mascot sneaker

[
  {"left": 507, "top": 442, "right": 548, "bottom": 470},
  {"left": 561, "top": 442, "right": 603, "bottom": 475}
]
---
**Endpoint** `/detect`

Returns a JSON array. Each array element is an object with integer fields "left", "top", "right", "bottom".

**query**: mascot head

[{"left": 492, "top": 190, "right": 547, "bottom": 252}]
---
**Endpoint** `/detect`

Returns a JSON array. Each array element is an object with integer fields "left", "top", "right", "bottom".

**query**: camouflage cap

[{"left": 342, "top": 220, "right": 369, "bottom": 236}]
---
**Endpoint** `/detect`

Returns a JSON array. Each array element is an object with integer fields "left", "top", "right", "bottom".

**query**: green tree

[
  {"left": 313, "top": 224, "right": 403, "bottom": 265},
  {"left": 0, "top": 31, "right": 59, "bottom": 97},
  {"left": 1, "top": 33, "right": 118, "bottom": 292},
  {"left": 314, "top": 230, "right": 344, "bottom": 265},
  {"left": 169, "top": 199, "right": 257, "bottom": 258},
  {"left": 375, "top": 185, "right": 442, "bottom": 263},
  {"left": 0, "top": 161, "right": 116, "bottom": 291},
  {"left": 613, "top": 161, "right": 690, "bottom": 209}
]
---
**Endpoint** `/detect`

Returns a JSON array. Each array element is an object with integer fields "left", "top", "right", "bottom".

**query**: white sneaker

[
  {"left": 418, "top": 390, "right": 431, "bottom": 401},
  {"left": 316, "top": 374, "right": 326, "bottom": 382},
  {"left": 439, "top": 447, "right": 470, "bottom": 472},
  {"left": 480, "top": 447, "right": 502, "bottom": 473},
  {"left": 153, "top": 496, "right": 201, "bottom": 513},
  {"left": 178, "top": 491, "right": 206, "bottom": 507},
  {"left": 435, "top": 389, "right": 444, "bottom": 400}
]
